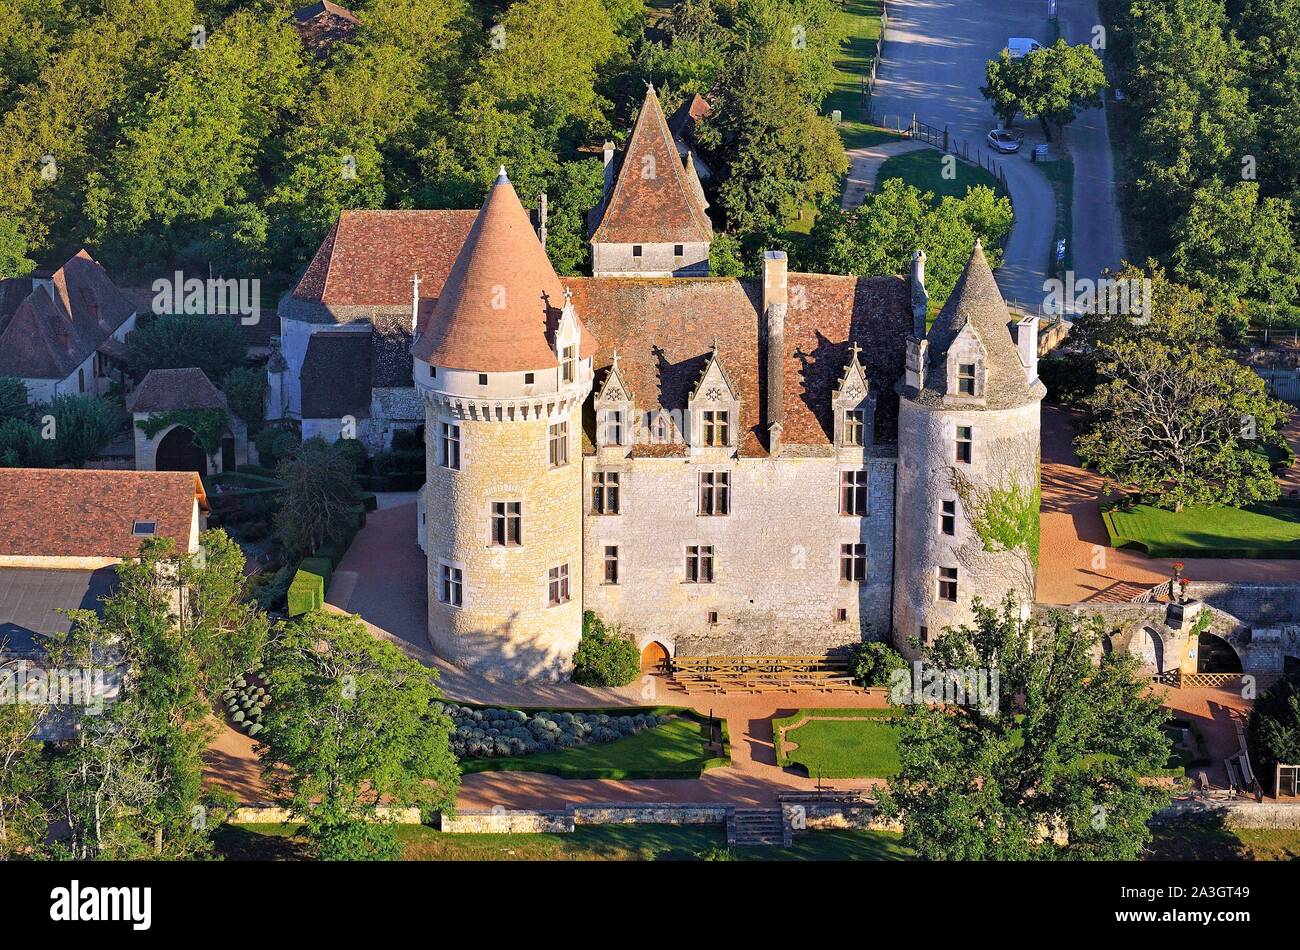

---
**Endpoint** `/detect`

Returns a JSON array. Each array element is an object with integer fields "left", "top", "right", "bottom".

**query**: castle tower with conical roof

[
  {"left": 590, "top": 85, "right": 713, "bottom": 277},
  {"left": 892, "top": 241, "right": 1046, "bottom": 656},
  {"left": 413, "top": 168, "right": 597, "bottom": 680}
]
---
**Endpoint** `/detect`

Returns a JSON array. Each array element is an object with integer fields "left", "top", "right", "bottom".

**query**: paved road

[
  {"left": 1059, "top": 0, "right": 1126, "bottom": 281},
  {"left": 871, "top": 0, "right": 1123, "bottom": 307}
]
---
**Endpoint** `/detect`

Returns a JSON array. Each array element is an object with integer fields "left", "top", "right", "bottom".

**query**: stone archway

[
  {"left": 155, "top": 425, "right": 208, "bottom": 476},
  {"left": 1135, "top": 627, "right": 1165, "bottom": 674},
  {"left": 640, "top": 640, "right": 670, "bottom": 674},
  {"left": 1197, "top": 632, "right": 1244, "bottom": 674}
]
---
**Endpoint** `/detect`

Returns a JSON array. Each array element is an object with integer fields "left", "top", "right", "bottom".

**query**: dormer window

[
  {"left": 958, "top": 363, "right": 977, "bottom": 395},
  {"left": 561, "top": 345, "right": 576, "bottom": 384},
  {"left": 601, "top": 409, "right": 625, "bottom": 446},
  {"left": 701, "top": 410, "right": 729, "bottom": 447}
]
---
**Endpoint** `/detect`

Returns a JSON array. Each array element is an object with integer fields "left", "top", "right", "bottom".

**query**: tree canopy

[{"left": 981, "top": 39, "right": 1107, "bottom": 139}]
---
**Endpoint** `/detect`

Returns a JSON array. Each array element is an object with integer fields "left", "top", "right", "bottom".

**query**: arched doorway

[
  {"left": 1197, "top": 633, "right": 1243, "bottom": 674},
  {"left": 640, "top": 641, "right": 670, "bottom": 674},
  {"left": 155, "top": 426, "right": 208, "bottom": 476},
  {"left": 1135, "top": 627, "right": 1164, "bottom": 674}
]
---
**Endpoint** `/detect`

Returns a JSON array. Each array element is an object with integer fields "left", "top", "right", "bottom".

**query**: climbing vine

[
  {"left": 136, "top": 409, "right": 230, "bottom": 457},
  {"left": 950, "top": 469, "right": 1041, "bottom": 569}
]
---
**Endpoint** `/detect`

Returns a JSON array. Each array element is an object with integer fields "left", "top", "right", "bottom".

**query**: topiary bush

[
  {"left": 222, "top": 665, "right": 272, "bottom": 741},
  {"left": 286, "top": 565, "right": 325, "bottom": 616},
  {"left": 849, "top": 641, "right": 909, "bottom": 689},
  {"left": 437, "top": 702, "right": 666, "bottom": 760},
  {"left": 571, "top": 611, "right": 640, "bottom": 687}
]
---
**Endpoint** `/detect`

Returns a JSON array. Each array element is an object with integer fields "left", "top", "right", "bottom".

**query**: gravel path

[{"left": 840, "top": 139, "right": 929, "bottom": 210}]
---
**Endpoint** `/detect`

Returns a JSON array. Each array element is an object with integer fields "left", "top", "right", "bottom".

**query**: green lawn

[
  {"left": 1102, "top": 500, "right": 1300, "bottom": 559},
  {"left": 1147, "top": 825, "right": 1300, "bottom": 861},
  {"left": 828, "top": 0, "right": 897, "bottom": 149},
  {"left": 774, "top": 708, "right": 901, "bottom": 779},
  {"left": 216, "top": 822, "right": 910, "bottom": 861},
  {"left": 1036, "top": 157, "right": 1074, "bottom": 275},
  {"left": 875, "top": 148, "right": 999, "bottom": 203},
  {"left": 459, "top": 713, "right": 729, "bottom": 780}
]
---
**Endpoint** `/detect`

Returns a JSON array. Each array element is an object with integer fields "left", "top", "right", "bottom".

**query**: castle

[{"left": 273, "top": 87, "right": 1044, "bottom": 679}]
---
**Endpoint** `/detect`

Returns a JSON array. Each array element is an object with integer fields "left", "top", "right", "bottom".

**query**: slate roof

[
  {"left": 908, "top": 242, "right": 1045, "bottom": 410},
  {"left": 0, "top": 469, "right": 205, "bottom": 559},
  {"left": 0, "top": 251, "right": 137, "bottom": 381},
  {"left": 591, "top": 86, "right": 714, "bottom": 245},
  {"left": 128, "top": 368, "right": 227, "bottom": 414},
  {"left": 566, "top": 272, "right": 912, "bottom": 457},
  {"left": 301, "top": 331, "right": 372, "bottom": 419},
  {"left": 0, "top": 567, "right": 119, "bottom": 655},
  {"left": 414, "top": 171, "right": 597, "bottom": 372}
]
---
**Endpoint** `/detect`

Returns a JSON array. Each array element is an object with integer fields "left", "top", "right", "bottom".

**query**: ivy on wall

[
  {"left": 136, "top": 409, "right": 230, "bottom": 457},
  {"left": 951, "top": 468, "right": 1042, "bottom": 569}
]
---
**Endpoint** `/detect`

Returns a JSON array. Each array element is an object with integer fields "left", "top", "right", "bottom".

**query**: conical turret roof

[
  {"left": 915, "top": 241, "right": 1041, "bottom": 408},
  {"left": 414, "top": 169, "right": 596, "bottom": 372},
  {"left": 591, "top": 86, "right": 713, "bottom": 245}
]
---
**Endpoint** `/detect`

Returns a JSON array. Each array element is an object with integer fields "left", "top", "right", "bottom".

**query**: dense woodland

[{"left": 0, "top": 0, "right": 854, "bottom": 290}]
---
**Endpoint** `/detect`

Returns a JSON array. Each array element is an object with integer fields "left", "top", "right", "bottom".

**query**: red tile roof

[
  {"left": 414, "top": 172, "right": 597, "bottom": 372},
  {"left": 592, "top": 86, "right": 714, "bottom": 245},
  {"left": 567, "top": 272, "right": 912, "bottom": 456},
  {"left": 0, "top": 250, "right": 137, "bottom": 381},
  {"left": 128, "top": 368, "right": 227, "bottom": 414},
  {"left": 0, "top": 469, "right": 206, "bottom": 559},
  {"left": 291, "top": 210, "right": 479, "bottom": 311}
]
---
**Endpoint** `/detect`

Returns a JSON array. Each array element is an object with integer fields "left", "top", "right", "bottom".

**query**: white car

[
  {"left": 987, "top": 128, "right": 1025, "bottom": 153},
  {"left": 1007, "top": 37, "right": 1043, "bottom": 59}
]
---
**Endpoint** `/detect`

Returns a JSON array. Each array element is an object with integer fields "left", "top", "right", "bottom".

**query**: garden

[
  {"left": 773, "top": 708, "right": 901, "bottom": 780},
  {"left": 449, "top": 703, "right": 730, "bottom": 780},
  {"left": 1102, "top": 499, "right": 1300, "bottom": 559}
]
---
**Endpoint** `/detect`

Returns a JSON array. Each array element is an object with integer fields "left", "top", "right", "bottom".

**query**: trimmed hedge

[
  {"left": 299, "top": 556, "right": 333, "bottom": 590},
  {"left": 287, "top": 565, "right": 325, "bottom": 616},
  {"left": 358, "top": 491, "right": 378, "bottom": 512}
]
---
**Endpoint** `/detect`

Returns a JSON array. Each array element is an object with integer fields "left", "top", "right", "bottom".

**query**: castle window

[
  {"left": 941, "top": 500, "right": 956, "bottom": 536},
  {"left": 632, "top": 245, "right": 643, "bottom": 258},
  {"left": 490, "top": 501, "right": 522, "bottom": 546},
  {"left": 547, "top": 564, "right": 571, "bottom": 606},
  {"left": 592, "top": 471, "right": 620, "bottom": 514},
  {"left": 524, "top": 372, "right": 535, "bottom": 384},
  {"left": 651, "top": 411, "right": 674, "bottom": 444},
  {"left": 478, "top": 373, "right": 488, "bottom": 386},
  {"left": 698, "top": 471, "right": 730, "bottom": 516},
  {"left": 701, "top": 410, "right": 729, "bottom": 447},
  {"left": 440, "top": 564, "right": 463, "bottom": 608},
  {"left": 835, "top": 607, "right": 848, "bottom": 622},
  {"left": 958, "top": 363, "right": 977, "bottom": 395},
  {"left": 840, "top": 543, "right": 866, "bottom": 582},
  {"left": 843, "top": 408, "right": 866, "bottom": 447},
  {"left": 78, "top": 368, "right": 85, "bottom": 393},
  {"left": 685, "top": 545, "right": 714, "bottom": 583},
  {"left": 938, "top": 567, "right": 958, "bottom": 602},
  {"left": 706, "top": 610, "right": 719, "bottom": 624},
  {"left": 840, "top": 470, "right": 869, "bottom": 516},
  {"left": 674, "top": 244, "right": 684, "bottom": 258},
  {"left": 955, "top": 426, "right": 972, "bottom": 464},
  {"left": 601, "top": 409, "right": 625, "bottom": 446},
  {"left": 441, "top": 422, "right": 461, "bottom": 470},
  {"left": 603, "top": 546, "right": 619, "bottom": 585},
  {"left": 561, "top": 345, "right": 576, "bottom": 384},
  {"left": 549, "top": 420, "right": 569, "bottom": 467},
  {"left": 920, "top": 625, "right": 929, "bottom": 643}
]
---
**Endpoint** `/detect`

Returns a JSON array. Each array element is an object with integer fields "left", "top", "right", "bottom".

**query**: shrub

[
  {"left": 255, "top": 425, "right": 301, "bottom": 468},
  {"left": 299, "top": 556, "right": 333, "bottom": 590},
  {"left": 333, "top": 437, "right": 368, "bottom": 473},
  {"left": 223, "top": 366, "right": 268, "bottom": 435},
  {"left": 849, "top": 641, "right": 909, "bottom": 689},
  {"left": 253, "top": 563, "right": 295, "bottom": 612},
  {"left": 1247, "top": 671, "right": 1300, "bottom": 792},
  {"left": 286, "top": 566, "right": 325, "bottom": 616},
  {"left": 570, "top": 611, "right": 640, "bottom": 687}
]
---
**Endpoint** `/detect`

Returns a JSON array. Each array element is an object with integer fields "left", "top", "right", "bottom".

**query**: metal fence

[{"left": 861, "top": 0, "right": 890, "bottom": 112}]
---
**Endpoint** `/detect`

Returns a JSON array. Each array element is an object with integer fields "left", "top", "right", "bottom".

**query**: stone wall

[
  {"left": 783, "top": 801, "right": 901, "bottom": 833},
  {"left": 582, "top": 452, "right": 897, "bottom": 656},
  {"left": 1155, "top": 799, "right": 1300, "bottom": 830},
  {"left": 424, "top": 399, "right": 585, "bottom": 680},
  {"left": 591, "top": 241, "right": 710, "bottom": 278},
  {"left": 439, "top": 810, "right": 573, "bottom": 834},
  {"left": 893, "top": 396, "right": 1041, "bottom": 655}
]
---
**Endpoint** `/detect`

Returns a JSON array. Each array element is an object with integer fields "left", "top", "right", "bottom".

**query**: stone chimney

[
  {"left": 410, "top": 273, "right": 422, "bottom": 337},
  {"left": 905, "top": 337, "right": 928, "bottom": 392},
  {"left": 910, "top": 249, "right": 929, "bottom": 338},
  {"left": 537, "top": 191, "right": 548, "bottom": 248},
  {"left": 602, "top": 140, "right": 615, "bottom": 198},
  {"left": 1012, "top": 314, "right": 1040, "bottom": 384},
  {"left": 763, "top": 250, "right": 787, "bottom": 455}
]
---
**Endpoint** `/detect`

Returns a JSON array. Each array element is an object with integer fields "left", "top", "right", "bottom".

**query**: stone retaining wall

[
  {"left": 439, "top": 810, "right": 573, "bottom": 834},
  {"left": 783, "top": 802, "right": 901, "bottom": 833},
  {"left": 1154, "top": 799, "right": 1300, "bottom": 830},
  {"left": 229, "top": 804, "right": 422, "bottom": 825},
  {"left": 572, "top": 804, "right": 728, "bottom": 825}
]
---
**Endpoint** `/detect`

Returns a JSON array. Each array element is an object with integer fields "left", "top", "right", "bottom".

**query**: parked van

[{"left": 1007, "top": 37, "right": 1043, "bottom": 58}]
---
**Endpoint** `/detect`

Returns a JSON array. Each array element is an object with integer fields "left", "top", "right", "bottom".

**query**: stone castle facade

[{"left": 398, "top": 87, "right": 1046, "bottom": 680}]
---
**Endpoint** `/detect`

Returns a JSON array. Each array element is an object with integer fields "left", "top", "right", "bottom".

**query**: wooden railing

[{"left": 669, "top": 655, "right": 858, "bottom": 695}]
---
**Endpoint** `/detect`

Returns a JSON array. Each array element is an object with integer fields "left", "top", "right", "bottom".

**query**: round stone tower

[
  {"left": 893, "top": 241, "right": 1046, "bottom": 656},
  {"left": 412, "top": 168, "right": 597, "bottom": 681}
]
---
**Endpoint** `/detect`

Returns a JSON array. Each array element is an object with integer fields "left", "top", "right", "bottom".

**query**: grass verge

[
  {"left": 1035, "top": 157, "right": 1074, "bottom": 276},
  {"left": 828, "top": 0, "right": 897, "bottom": 150},
  {"left": 1102, "top": 500, "right": 1300, "bottom": 559},
  {"left": 875, "top": 148, "right": 999, "bottom": 203}
]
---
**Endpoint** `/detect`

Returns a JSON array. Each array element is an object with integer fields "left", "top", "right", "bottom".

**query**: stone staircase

[{"left": 727, "top": 808, "right": 790, "bottom": 847}]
